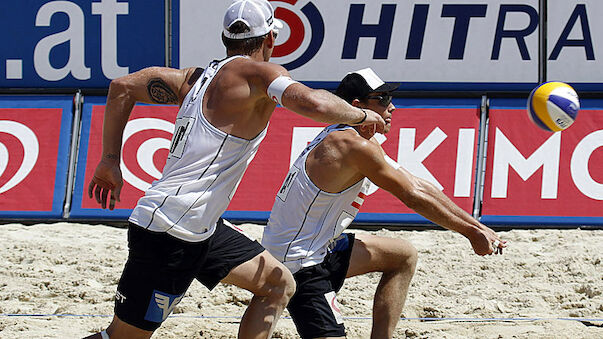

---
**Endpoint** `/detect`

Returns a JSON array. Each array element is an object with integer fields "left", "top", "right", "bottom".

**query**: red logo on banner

[
  {"left": 82, "top": 105, "right": 178, "bottom": 209},
  {"left": 482, "top": 108, "right": 603, "bottom": 217},
  {"left": 0, "top": 109, "right": 63, "bottom": 211},
  {"left": 270, "top": 0, "right": 324, "bottom": 70}
]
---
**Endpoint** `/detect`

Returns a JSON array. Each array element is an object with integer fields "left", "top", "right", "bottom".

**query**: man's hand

[
  {"left": 352, "top": 108, "right": 386, "bottom": 133},
  {"left": 88, "top": 157, "right": 123, "bottom": 210},
  {"left": 466, "top": 225, "right": 507, "bottom": 256}
]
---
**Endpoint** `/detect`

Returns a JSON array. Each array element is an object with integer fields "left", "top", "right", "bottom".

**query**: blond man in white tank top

[{"left": 85, "top": 1, "right": 385, "bottom": 339}]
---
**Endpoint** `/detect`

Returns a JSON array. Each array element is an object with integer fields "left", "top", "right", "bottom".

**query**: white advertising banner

[
  {"left": 547, "top": 1, "right": 603, "bottom": 88},
  {"left": 179, "top": 0, "right": 540, "bottom": 89}
]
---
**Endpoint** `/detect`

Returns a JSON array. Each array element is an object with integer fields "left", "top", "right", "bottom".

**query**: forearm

[
  {"left": 358, "top": 150, "right": 499, "bottom": 254},
  {"left": 99, "top": 66, "right": 187, "bottom": 160},
  {"left": 283, "top": 86, "right": 365, "bottom": 125},
  {"left": 101, "top": 80, "right": 137, "bottom": 161},
  {"left": 310, "top": 90, "right": 366, "bottom": 124},
  {"left": 403, "top": 179, "right": 482, "bottom": 237}
]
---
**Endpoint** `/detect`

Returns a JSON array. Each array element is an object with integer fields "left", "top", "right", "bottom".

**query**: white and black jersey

[
  {"left": 129, "top": 56, "right": 267, "bottom": 242},
  {"left": 262, "top": 125, "right": 372, "bottom": 273}
]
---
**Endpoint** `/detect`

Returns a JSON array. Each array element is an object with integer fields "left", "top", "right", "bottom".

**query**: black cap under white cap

[
  {"left": 335, "top": 68, "right": 400, "bottom": 103},
  {"left": 223, "top": 0, "right": 284, "bottom": 39}
]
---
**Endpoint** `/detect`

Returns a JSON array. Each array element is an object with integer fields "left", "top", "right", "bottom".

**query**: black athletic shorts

[
  {"left": 287, "top": 233, "right": 355, "bottom": 339},
  {"left": 114, "top": 219, "right": 264, "bottom": 331}
]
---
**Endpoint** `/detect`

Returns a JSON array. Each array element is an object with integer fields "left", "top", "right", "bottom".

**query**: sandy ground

[{"left": 0, "top": 222, "right": 601, "bottom": 339}]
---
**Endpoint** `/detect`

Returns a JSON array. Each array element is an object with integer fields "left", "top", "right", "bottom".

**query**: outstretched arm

[
  {"left": 350, "top": 140, "right": 506, "bottom": 256},
  {"left": 257, "top": 63, "right": 386, "bottom": 131},
  {"left": 282, "top": 85, "right": 385, "bottom": 130},
  {"left": 88, "top": 66, "right": 201, "bottom": 210}
]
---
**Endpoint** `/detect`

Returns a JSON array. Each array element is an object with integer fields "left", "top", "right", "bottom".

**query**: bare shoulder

[
  {"left": 324, "top": 129, "right": 378, "bottom": 158},
  {"left": 309, "top": 129, "right": 388, "bottom": 188},
  {"left": 233, "top": 58, "right": 290, "bottom": 83},
  {"left": 217, "top": 59, "right": 292, "bottom": 103},
  {"left": 339, "top": 131, "right": 388, "bottom": 172}
]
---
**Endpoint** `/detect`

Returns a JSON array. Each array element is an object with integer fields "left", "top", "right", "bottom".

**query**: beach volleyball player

[
  {"left": 262, "top": 68, "right": 507, "bottom": 338},
  {"left": 84, "top": 1, "right": 385, "bottom": 338}
]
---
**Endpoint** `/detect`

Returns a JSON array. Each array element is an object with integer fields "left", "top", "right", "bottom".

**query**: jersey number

[
  {"left": 169, "top": 116, "right": 195, "bottom": 159},
  {"left": 277, "top": 167, "right": 299, "bottom": 202}
]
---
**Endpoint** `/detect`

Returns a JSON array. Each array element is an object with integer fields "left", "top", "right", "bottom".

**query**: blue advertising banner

[
  {"left": 0, "top": 96, "right": 73, "bottom": 218},
  {"left": 0, "top": 0, "right": 166, "bottom": 88}
]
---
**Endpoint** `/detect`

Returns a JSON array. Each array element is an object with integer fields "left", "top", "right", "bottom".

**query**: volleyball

[{"left": 527, "top": 82, "right": 580, "bottom": 132}]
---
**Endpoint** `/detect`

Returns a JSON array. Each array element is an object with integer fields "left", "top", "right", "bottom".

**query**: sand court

[{"left": 0, "top": 222, "right": 601, "bottom": 338}]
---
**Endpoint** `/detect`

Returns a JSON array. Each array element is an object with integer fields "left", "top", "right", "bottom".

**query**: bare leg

[
  {"left": 82, "top": 315, "right": 153, "bottom": 339},
  {"left": 221, "top": 250, "right": 296, "bottom": 339},
  {"left": 346, "top": 234, "right": 418, "bottom": 339}
]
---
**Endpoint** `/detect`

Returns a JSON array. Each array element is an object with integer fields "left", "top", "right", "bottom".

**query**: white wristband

[{"left": 267, "top": 76, "right": 299, "bottom": 106}]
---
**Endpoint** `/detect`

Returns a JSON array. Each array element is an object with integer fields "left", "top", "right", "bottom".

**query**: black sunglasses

[{"left": 366, "top": 95, "right": 392, "bottom": 107}]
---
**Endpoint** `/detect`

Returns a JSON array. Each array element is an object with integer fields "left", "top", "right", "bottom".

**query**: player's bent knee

[
  {"left": 283, "top": 269, "right": 296, "bottom": 296},
  {"left": 274, "top": 267, "right": 296, "bottom": 301},
  {"left": 261, "top": 262, "right": 296, "bottom": 303},
  {"left": 377, "top": 238, "right": 418, "bottom": 273},
  {"left": 264, "top": 276, "right": 295, "bottom": 307},
  {"left": 398, "top": 241, "right": 418, "bottom": 272}
]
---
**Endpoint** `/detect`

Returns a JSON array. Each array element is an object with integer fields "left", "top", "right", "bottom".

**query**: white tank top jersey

[
  {"left": 129, "top": 56, "right": 268, "bottom": 242},
  {"left": 262, "top": 125, "right": 372, "bottom": 273}
]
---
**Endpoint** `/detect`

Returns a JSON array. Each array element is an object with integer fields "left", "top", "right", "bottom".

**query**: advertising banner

[
  {"left": 178, "top": 0, "right": 539, "bottom": 90},
  {"left": 70, "top": 97, "right": 178, "bottom": 219},
  {"left": 547, "top": 1, "right": 603, "bottom": 91},
  {"left": 69, "top": 97, "right": 480, "bottom": 224},
  {"left": 0, "top": 96, "right": 73, "bottom": 218},
  {"left": 0, "top": 0, "right": 166, "bottom": 88},
  {"left": 481, "top": 98, "right": 603, "bottom": 225}
]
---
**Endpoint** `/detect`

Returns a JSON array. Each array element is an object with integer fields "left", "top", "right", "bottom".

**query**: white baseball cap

[{"left": 223, "top": 0, "right": 284, "bottom": 40}]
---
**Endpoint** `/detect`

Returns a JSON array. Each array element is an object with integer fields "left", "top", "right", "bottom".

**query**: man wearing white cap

[
  {"left": 84, "top": 0, "right": 385, "bottom": 338},
  {"left": 262, "top": 68, "right": 506, "bottom": 338}
]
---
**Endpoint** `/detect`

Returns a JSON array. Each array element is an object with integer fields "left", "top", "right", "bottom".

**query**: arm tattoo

[{"left": 147, "top": 78, "right": 178, "bottom": 104}]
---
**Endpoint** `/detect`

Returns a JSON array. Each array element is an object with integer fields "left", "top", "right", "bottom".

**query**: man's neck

[
  {"left": 226, "top": 50, "right": 265, "bottom": 62},
  {"left": 354, "top": 126, "right": 376, "bottom": 140}
]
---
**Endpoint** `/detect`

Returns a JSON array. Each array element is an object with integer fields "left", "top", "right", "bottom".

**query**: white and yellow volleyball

[{"left": 527, "top": 81, "right": 580, "bottom": 132}]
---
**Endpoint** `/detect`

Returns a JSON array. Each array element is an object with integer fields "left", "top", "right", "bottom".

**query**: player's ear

[
  {"left": 351, "top": 98, "right": 362, "bottom": 107},
  {"left": 266, "top": 32, "right": 276, "bottom": 48}
]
